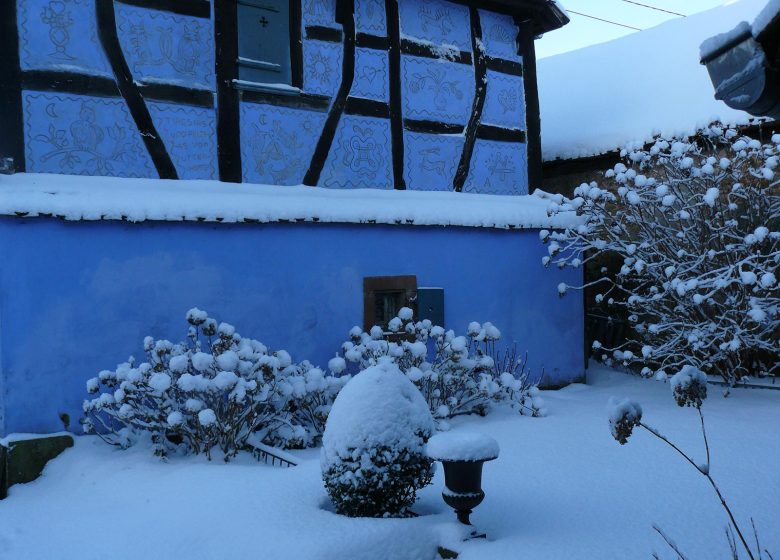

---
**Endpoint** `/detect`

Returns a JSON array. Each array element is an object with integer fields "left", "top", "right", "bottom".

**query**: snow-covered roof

[
  {"left": 0, "top": 173, "right": 578, "bottom": 230},
  {"left": 539, "top": 0, "right": 770, "bottom": 162}
]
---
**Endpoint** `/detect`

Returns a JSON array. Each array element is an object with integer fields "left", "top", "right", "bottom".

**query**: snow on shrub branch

[
  {"left": 83, "top": 309, "right": 348, "bottom": 460},
  {"left": 337, "top": 308, "right": 546, "bottom": 421},
  {"left": 541, "top": 126, "right": 779, "bottom": 383}
]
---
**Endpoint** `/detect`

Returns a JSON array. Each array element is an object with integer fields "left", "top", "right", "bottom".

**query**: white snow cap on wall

[
  {"left": 0, "top": 173, "right": 580, "bottom": 230},
  {"left": 539, "top": 0, "right": 770, "bottom": 161}
]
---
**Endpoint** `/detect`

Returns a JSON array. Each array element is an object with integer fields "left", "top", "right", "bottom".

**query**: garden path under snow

[{"left": 1, "top": 366, "right": 778, "bottom": 559}]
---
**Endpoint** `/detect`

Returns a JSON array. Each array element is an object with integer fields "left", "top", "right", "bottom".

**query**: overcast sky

[{"left": 536, "top": 0, "right": 739, "bottom": 58}]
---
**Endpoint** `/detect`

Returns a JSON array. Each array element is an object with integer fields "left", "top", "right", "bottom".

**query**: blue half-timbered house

[{"left": 0, "top": 0, "right": 581, "bottom": 437}]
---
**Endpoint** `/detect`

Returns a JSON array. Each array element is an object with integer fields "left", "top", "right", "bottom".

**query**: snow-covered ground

[{"left": 1, "top": 366, "right": 778, "bottom": 560}]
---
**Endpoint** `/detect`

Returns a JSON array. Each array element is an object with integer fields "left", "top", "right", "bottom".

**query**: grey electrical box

[{"left": 417, "top": 287, "right": 444, "bottom": 327}]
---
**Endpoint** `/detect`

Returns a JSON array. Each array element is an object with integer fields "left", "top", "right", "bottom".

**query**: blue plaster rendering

[
  {"left": 401, "top": 56, "right": 474, "bottom": 124},
  {"left": 404, "top": 131, "right": 464, "bottom": 191},
  {"left": 321, "top": 115, "right": 393, "bottom": 189},
  {"left": 478, "top": 9, "right": 521, "bottom": 62},
  {"left": 23, "top": 91, "right": 155, "bottom": 178},
  {"left": 17, "top": 0, "right": 112, "bottom": 77},
  {"left": 481, "top": 70, "right": 526, "bottom": 130},
  {"left": 302, "top": 0, "right": 339, "bottom": 28},
  {"left": 116, "top": 4, "right": 215, "bottom": 90},
  {"left": 399, "top": 0, "right": 471, "bottom": 51},
  {"left": 355, "top": 0, "right": 387, "bottom": 35},
  {"left": 463, "top": 139, "right": 528, "bottom": 195},
  {"left": 303, "top": 40, "right": 343, "bottom": 97},
  {"left": 147, "top": 102, "right": 217, "bottom": 181},
  {"left": 0, "top": 218, "right": 584, "bottom": 436},
  {"left": 240, "top": 102, "right": 327, "bottom": 185},
  {"left": 351, "top": 48, "right": 390, "bottom": 102}
]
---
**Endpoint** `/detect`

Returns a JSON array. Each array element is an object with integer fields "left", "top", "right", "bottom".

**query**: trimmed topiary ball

[{"left": 321, "top": 360, "right": 435, "bottom": 517}]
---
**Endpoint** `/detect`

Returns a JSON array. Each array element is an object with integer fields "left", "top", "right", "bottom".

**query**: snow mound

[
  {"left": 321, "top": 361, "right": 434, "bottom": 468},
  {"left": 426, "top": 431, "right": 500, "bottom": 462}
]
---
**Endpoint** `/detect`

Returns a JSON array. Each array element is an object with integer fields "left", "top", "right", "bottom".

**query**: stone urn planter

[{"left": 426, "top": 432, "right": 499, "bottom": 528}]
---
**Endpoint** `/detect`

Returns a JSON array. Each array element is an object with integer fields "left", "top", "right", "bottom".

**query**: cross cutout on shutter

[{"left": 259, "top": 16, "right": 269, "bottom": 27}]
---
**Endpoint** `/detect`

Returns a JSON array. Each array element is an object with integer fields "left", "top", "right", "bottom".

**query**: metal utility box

[{"left": 417, "top": 287, "right": 444, "bottom": 327}]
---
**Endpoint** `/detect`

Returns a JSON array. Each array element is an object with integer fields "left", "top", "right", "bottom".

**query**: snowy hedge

[
  {"left": 83, "top": 309, "right": 348, "bottom": 460},
  {"left": 321, "top": 361, "right": 435, "bottom": 517},
  {"left": 337, "top": 309, "right": 546, "bottom": 421},
  {"left": 543, "top": 127, "right": 779, "bottom": 383}
]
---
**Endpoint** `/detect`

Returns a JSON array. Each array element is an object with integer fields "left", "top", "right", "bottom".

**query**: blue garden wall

[
  {"left": 0, "top": 218, "right": 583, "bottom": 436},
  {"left": 14, "top": 0, "right": 531, "bottom": 193}
]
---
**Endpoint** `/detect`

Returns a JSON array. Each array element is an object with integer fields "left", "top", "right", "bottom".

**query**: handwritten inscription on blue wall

[
  {"left": 303, "top": 0, "right": 339, "bottom": 28},
  {"left": 463, "top": 139, "right": 527, "bottom": 195},
  {"left": 240, "top": 102, "right": 327, "bottom": 185},
  {"left": 482, "top": 70, "right": 525, "bottom": 130},
  {"left": 148, "top": 102, "right": 217, "bottom": 180},
  {"left": 23, "top": 92, "right": 155, "bottom": 178},
  {"left": 321, "top": 115, "right": 393, "bottom": 190},
  {"left": 116, "top": 4, "right": 215, "bottom": 90},
  {"left": 17, "top": 0, "right": 111, "bottom": 76},
  {"left": 478, "top": 9, "right": 521, "bottom": 62},
  {"left": 399, "top": 0, "right": 471, "bottom": 51},
  {"left": 404, "top": 131, "right": 464, "bottom": 191},
  {"left": 303, "top": 40, "right": 343, "bottom": 97},
  {"left": 351, "top": 48, "right": 389, "bottom": 102},
  {"left": 355, "top": 0, "right": 387, "bottom": 35},
  {"left": 401, "top": 56, "right": 474, "bottom": 124}
]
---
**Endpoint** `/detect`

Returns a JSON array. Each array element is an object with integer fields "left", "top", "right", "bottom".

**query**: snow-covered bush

[
  {"left": 337, "top": 308, "right": 546, "bottom": 420},
  {"left": 543, "top": 127, "right": 779, "bottom": 383},
  {"left": 83, "top": 308, "right": 348, "bottom": 460},
  {"left": 321, "top": 361, "right": 435, "bottom": 517}
]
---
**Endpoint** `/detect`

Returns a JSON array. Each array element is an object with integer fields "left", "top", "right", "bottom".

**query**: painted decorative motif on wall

[
  {"left": 401, "top": 56, "right": 474, "bottom": 124},
  {"left": 147, "top": 102, "right": 217, "bottom": 180},
  {"left": 481, "top": 70, "right": 526, "bottom": 130},
  {"left": 116, "top": 4, "right": 215, "bottom": 90},
  {"left": 350, "top": 48, "right": 389, "bottom": 102},
  {"left": 240, "top": 103, "right": 327, "bottom": 185},
  {"left": 355, "top": 0, "right": 386, "bottom": 35},
  {"left": 303, "top": 40, "right": 342, "bottom": 97},
  {"left": 17, "top": 0, "right": 112, "bottom": 76},
  {"left": 403, "top": 132, "right": 464, "bottom": 191},
  {"left": 399, "top": 0, "right": 470, "bottom": 51},
  {"left": 321, "top": 115, "right": 393, "bottom": 189},
  {"left": 478, "top": 10, "right": 521, "bottom": 62},
  {"left": 302, "top": 0, "right": 339, "bottom": 28},
  {"left": 463, "top": 140, "right": 527, "bottom": 195},
  {"left": 23, "top": 92, "right": 154, "bottom": 177}
]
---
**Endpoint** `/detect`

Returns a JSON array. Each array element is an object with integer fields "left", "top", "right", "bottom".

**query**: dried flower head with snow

[
  {"left": 607, "top": 397, "right": 643, "bottom": 445},
  {"left": 670, "top": 365, "right": 708, "bottom": 409}
]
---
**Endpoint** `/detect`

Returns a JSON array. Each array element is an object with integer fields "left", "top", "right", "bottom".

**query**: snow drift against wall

[
  {"left": 0, "top": 174, "right": 578, "bottom": 229},
  {"left": 538, "top": 0, "right": 769, "bottom": 161}
]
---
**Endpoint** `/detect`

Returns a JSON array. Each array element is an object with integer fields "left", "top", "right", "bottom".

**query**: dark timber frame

[
  {"left": 0, "top": 0, "right": 26, "bottom": 172},
  {"left": 215, "top": 0, "right": 242, "bottom": 183},
  {"left": 95, "top": 0, "right": 177, "bottom": 179},
  {"left": 386, "top": 0, "right": 406, "bottom": 189},
  {"left": 516, "top": 17, "right": 542, "bottom": 190}
]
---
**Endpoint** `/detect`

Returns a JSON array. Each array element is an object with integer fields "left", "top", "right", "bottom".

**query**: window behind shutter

[{"left": 237, "top": 0, "right": 291, "bottom": 85}]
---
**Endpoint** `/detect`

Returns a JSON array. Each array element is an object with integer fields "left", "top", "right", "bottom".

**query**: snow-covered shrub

[
  {"left": 83, "top": 309, "right": 347, "bottom": 460},
  {"left": 543, "top": 127, "right": 779, "bottom": 383},
  {"left": 337, "top": 309, "right": 546, "bottom": 420},
  {"left": 321, "top": 361, "right": 435, "bottom": 517}
]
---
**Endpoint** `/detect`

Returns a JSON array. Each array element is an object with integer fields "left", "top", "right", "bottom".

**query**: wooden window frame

[{"left": 363, "top": 275, "right": 418, "bottom": 332}]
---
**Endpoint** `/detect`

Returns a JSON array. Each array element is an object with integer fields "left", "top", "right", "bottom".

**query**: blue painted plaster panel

[
  {"left": 350, "top": 48, "right": 389, "bottom": 102},
  {"left": 240, "top": 102, "right": 327, "bottom": 185},
  {"left": 303, "top": 40, "right": 342, "bottom": 97},
  {"left": 320, "top": 115, "right": 393, "bottom": 189},
  {"left": 401, "top": 56, "right": 474, "bottom": 124},
  {"left": 355, "top": 0, "right": 387, "bottom": 35},
  {"left": 302, "top": 0, "right": 340, "bottom": 28},
  {"left": 478, "top": 9, "right": 521, "bottom": 62},
  {"left": 17, "top": 0, "right": 112, "bottom": 76},
  {"left": 482, "top": 70, "right": 526, "bottom": 130},
  {"left": 463, "top": 140, "right": 528, "bottom": 195},
  {"left": 399, "top": 0, "right": 471, "bottom": 51},
  {"left": 116, "top": 4, "right": 215, "bottom": 90},
  {"left": 404, "top": 131, "right": 464, "bottom": 191},
  {"left": 0, "top": 218, "right": 585, "bottom": 435},
  {"left": 147, "top": 102, "right": 217, "bottom": 181},
  {"left": 23, "top": 91, "right": 155, "bottom": 178}
]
